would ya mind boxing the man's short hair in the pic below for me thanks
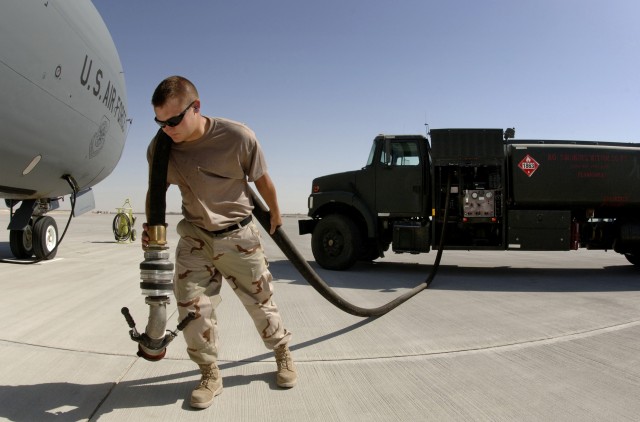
[151,75,199,107]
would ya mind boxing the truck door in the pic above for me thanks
[376,140,424,214]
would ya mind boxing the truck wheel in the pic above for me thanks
[312,214,362,270]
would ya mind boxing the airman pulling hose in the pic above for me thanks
[122,131,449,359]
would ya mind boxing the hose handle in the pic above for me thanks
[176,312,196,331]
[121,307,136,328]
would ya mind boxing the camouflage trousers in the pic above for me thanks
[173,218,292,365]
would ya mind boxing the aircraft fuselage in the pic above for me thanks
[0,0,127,200]
[0,1,128,260]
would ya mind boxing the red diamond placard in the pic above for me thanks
[518,154,539,177]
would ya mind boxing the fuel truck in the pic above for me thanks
[298,128,640,270]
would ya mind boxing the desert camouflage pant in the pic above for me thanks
[173,218,292,365]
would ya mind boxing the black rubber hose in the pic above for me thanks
[249,178,450,318]
[148,130,172,226]
[112,212,132,242]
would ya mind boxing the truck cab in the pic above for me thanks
[298,134,431,270]
[300,128,640,270]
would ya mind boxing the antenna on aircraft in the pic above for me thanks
[125,118,133,138]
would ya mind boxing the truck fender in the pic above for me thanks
[311,191,377,238]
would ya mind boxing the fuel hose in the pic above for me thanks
[149,130,450,318]
[250,187,449,317]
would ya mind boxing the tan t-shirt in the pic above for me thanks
[147,116,267,231]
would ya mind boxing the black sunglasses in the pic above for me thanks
[154,100,196,128]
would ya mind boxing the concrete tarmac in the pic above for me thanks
[1,210,640,421]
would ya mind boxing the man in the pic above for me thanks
[142,75,297,409]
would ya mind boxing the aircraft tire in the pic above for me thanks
[9,220,34,259]
[32,216,59,260]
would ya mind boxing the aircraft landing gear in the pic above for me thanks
[4,176,77,263]
[8,216,58,260]
[32,216,59,259]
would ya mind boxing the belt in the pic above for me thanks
[210,215,252,235]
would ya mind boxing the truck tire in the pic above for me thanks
[312,214,362,270]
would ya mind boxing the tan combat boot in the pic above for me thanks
[274,344,297,388]
[190,363,223,409]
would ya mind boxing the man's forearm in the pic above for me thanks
[254,174,280,214]
[254,173,283,234]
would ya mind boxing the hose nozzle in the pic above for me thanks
[121,229,194,361]
[121,306,195,361]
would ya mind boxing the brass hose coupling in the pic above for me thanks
[146,224,167,246]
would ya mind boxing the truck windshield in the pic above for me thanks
[366,141,376,166]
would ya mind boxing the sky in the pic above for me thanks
[89,0,640,214]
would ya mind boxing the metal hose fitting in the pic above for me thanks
[121,222,195,361]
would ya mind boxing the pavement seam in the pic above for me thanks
[2,318,639,363]
[87,358,138,421]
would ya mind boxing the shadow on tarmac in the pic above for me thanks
[268,259,640,293]
[2,239,637,294]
